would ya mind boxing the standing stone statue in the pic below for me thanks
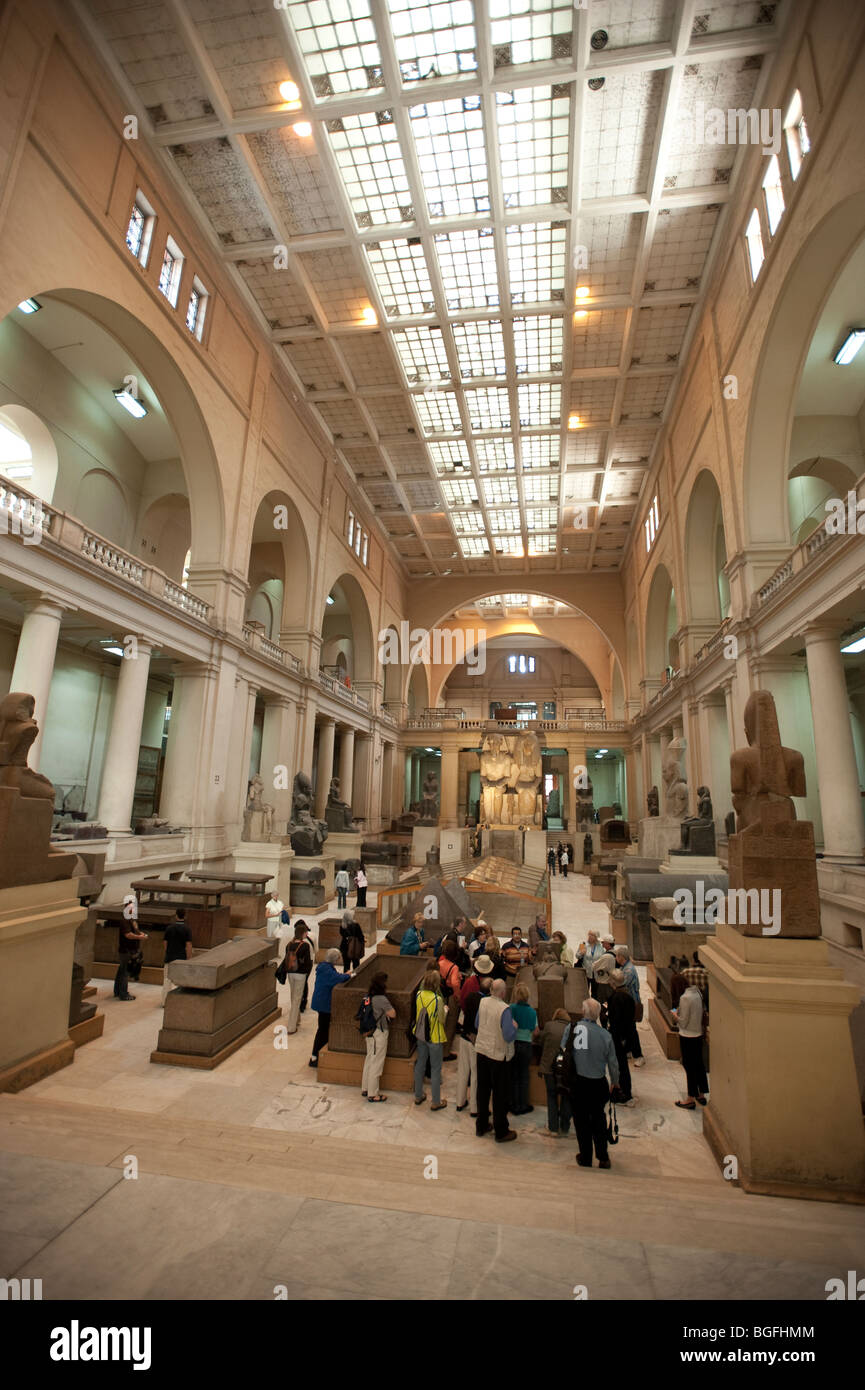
[728,690,817,936]
[242,773,275,842]
[418,769,440,824]
[575,773,594,826]
[288,771,329,855]
[647,785,659,817]
[479,732,511,824]
[325,775,358,832]
[662,738,689,819]
[0,692,77,888]
[509,732,543,826]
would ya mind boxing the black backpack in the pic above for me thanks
[552,1023,577,1095]
[356,994,377,1036]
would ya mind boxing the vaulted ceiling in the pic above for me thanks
[78,0,786,578]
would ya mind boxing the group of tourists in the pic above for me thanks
[546,843,573,877]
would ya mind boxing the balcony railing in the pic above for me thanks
[757,506,855,609]
[318,670,369,710]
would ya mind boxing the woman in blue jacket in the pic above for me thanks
[309,949,350,1067]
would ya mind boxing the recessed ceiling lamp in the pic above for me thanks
[360,306,378,325]
[568,413,582,429]
[574,310,588,321]
[18,297,41,314]
[293,122,312,138]
[834,329,865,365]
[113,387,147,419]
[326,594,335,605]
[575,286,590,301]
[841,632,865,653]
[99,639,125,657]
[279,80,300,105]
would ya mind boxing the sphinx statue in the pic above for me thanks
[0,692,77,889]
[289,771,329,855]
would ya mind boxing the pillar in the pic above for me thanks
[10,597,65,768]
[314,717,335,819]
[381,742,394,825]
[440,744,458,827]
[260,696,296,835]
[804,625,865,862]
[338,726,355,807]
[96,640,154,833]
[353,733,373,821]
[158,663,215,827]
[227,678,259,831]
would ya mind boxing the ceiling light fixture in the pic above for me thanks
[292,121,312,138]
[326,594,335,605]
[574,310,588,321]
[841,633,865,653]
[575,286,590,301]
[834,329,865,366]
[360,306,378,325]
[279,80,300,104]
[567,413,582,429]
[18,297,41,314]
[113,388,147,419]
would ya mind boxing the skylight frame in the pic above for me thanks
[328,111,412,227]
[393,324,452,383]
[496,84,570,210]
[452,320,508,379]
[287,0,384,99]
[410,98,490,219]
[388,0,478,86]
[365,238,435,316]
[434,227,500,311]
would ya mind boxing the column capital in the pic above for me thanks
[13,592,73,619]
[802,622,846,645]
[262,693,293,710]
[317,713,336,727]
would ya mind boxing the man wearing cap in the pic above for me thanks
[455,954,494,1115]
[570,997,619,1169]
[615,945,644,1065]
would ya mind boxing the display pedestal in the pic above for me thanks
[701,922,865,1199]
[440,828,470,864]
[0,879,85,1092]
[638,816,683,859]
[411,825,439,866]
[660,853,724,874]
[233,841,294,908]
[327,831,363,865]
[523,829,547,869]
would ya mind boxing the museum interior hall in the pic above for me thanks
[2,0,865,1313]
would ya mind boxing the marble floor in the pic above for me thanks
[1,866,863,1300]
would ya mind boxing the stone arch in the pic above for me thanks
[407,661,429,715]
[743,193,865,545]
[430,618,611,709]
[0,404,58,502]
[15,289,225,566]
[645,563,678,681]
[684,469,729,626]
[75,468,129,542]
[321,572,375,685]
[246,491,310,639]
[138,493,191,584]
[788,456,860,543]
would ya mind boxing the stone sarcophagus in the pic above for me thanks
[152,936,279,1067]
[328,954,428,1058]
[614,864,727,963]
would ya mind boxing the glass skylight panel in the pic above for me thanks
[520,433,559,467]
[442,477,479,506]
[475,438,516,472]
[415,390,463,433]
[428,439,471,471]
[365,239,434,316]
[505,222,566,305]
[329,111,411,226]
[503,593,528,605]
[393,325,451,383]
[459,535,491,556]
[523,472,558,502]
[452,321,507,379]
[466,386,511,431]
[410,100,489,218]
[288,0,383,98]
[453,511,486,534]
[483,475,519,505]
[489,0,573,66]
[512,315,563,374]
[495,535,525,555]
[497,86,569,208]
[528,532,556,554]
[488,508,521,533]
[389,0,478,84]
[528,506,557,530]
[434,228,499,310]
[517,382,560,427]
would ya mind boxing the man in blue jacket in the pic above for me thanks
[309,949,350,1067]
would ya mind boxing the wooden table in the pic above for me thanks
[185,871,272,933]
[129,879,231,949]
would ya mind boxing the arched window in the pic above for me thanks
[0,413,32,482]
[181,547,191,590]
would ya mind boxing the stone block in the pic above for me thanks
[163,962,275,1033]
[156,993,277,1057]
[166,936,276,991]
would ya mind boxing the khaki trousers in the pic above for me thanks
[362,1027,388,1096]
[456,1035,477,1110]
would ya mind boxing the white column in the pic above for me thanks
[338,726,355,807]
[381,742,394,825]
[260,696,296,835]
[441,743,458,827]
[804,625,865,861]
[96,640,153,833]
[353,733,372,820]
[314,717,335,819]
[10,598,65,769]
[159,664,213,827]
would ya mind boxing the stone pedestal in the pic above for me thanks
[440,828,470,864]
[232,841,294,909]
[327,831,363,867]
[0,879,85,1091]
[661,853,724,875]
[287,853,334,906]
[727,822,820,937]
[523,828,548,869]
[638,815,684,860]
[411,825,439,866]
[152,936,279,1068]
[701,922,865,1199]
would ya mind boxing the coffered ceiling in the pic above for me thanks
[76,0,786,578]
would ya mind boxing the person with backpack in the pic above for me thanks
[276,922,313,1034]
[509,981,538,1115]
[413,971,448,1110]
[568,997,619,1169]
[538,1007,573,1136]
[357,970,395,1102]
[355,861,368,908]
[456,955,494,1115]
[475,978,518,1143]
[309,949,350,1067]
[437,939,463,1061]
[334,865,350,911]
[339,910,365,974]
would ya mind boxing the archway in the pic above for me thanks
[138,493,192,584]
[0,404,58,502]
[645,563,678,681]
[321,573,375,685]
[684,470,729,625]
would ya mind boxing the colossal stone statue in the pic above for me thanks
[288,771,329,855]
[509,732,543,826]
[325,776,358,832]
[418,769,440,825]
[662,738,689,819]
[0,692,77,888]
[479,732,511,825]
[242,773,275,842]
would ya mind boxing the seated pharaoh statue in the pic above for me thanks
[0,692,77,889]
[325,775,358,832]
[288,771,330,855]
